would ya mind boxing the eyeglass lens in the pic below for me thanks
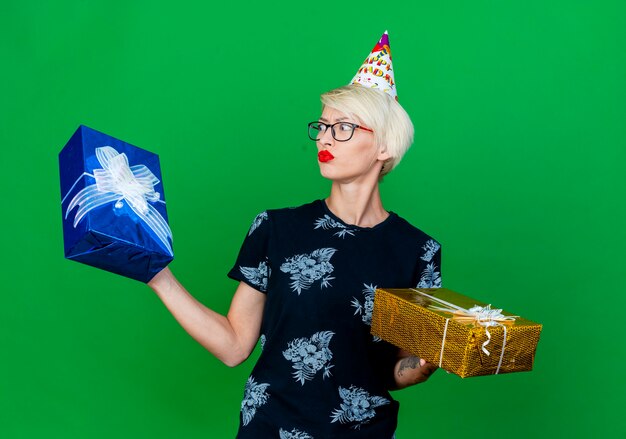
[308,122,356,142]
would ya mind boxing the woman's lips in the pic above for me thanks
[318,150,335,162]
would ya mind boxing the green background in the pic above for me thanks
[1,1,624,437]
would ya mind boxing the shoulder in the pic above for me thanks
[246,200,322,237]
[388,213,441,248]
[265,199,323,223]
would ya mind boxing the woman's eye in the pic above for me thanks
[339,123,353,131]
[318,123,327,131]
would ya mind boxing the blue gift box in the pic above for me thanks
[59,125,174,282]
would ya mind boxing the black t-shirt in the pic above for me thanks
[228,200,442,439]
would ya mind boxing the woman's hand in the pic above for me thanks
[392,350,438,390]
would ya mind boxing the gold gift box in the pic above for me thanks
[371,288,542,378]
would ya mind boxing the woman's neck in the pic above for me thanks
[325,181,388,228]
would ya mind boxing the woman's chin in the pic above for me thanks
[318,167,334,180]
[319,165,382,185]
[318,165,340,180]
[319,168,356,184]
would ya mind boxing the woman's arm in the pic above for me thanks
[148,267,266,367]
[391,349,438,390]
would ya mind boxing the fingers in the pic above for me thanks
[422,361,439,376]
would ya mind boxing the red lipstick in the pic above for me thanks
[318,150,334,162]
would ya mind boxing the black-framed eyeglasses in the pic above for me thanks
[307,121,374,142]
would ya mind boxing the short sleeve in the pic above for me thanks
[227,211,272,293]
[415,238,443,288]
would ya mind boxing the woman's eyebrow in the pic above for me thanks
[319,116,349,122]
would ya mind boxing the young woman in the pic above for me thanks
[148,83,442,438]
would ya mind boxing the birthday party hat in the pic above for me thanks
[350,31,397,100]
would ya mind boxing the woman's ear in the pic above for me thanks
[377,146,391,162]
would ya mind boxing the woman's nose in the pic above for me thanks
[318,128,334,146]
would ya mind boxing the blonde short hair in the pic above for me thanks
[320,85,414,177]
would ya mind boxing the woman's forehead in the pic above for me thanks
[320,106,360,123]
